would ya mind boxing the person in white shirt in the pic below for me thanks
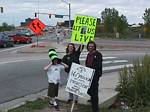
[44,49,68,111]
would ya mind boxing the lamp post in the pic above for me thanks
[37,0,39,18]
[61,0,71,37]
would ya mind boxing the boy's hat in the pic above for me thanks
[48,49,61,62]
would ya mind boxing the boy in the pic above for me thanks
[44,49,68,111]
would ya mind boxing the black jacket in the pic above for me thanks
[62,46,82,73]
[86,50,103,81]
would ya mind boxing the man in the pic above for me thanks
[85,41,103,112]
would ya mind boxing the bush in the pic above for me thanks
[116,55,150,110]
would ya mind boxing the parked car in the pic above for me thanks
[10,34,32,44]
[0,33,14,47]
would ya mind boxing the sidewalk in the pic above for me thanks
[0,40,119,111]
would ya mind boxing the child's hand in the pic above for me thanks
[44,63,51,71]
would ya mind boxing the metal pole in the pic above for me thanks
[69,3,71,30]
[68,3,71,38]
[38,0,39,18]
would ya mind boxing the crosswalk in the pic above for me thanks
[79,52,133,73]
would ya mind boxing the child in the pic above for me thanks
[44,49,68,111]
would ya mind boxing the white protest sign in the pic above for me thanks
[65,63,95,98]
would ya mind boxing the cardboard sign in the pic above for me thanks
[28,18,46,34]
[65,63,95,98]
[71,15,97,45]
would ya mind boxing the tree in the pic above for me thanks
[101,8,128,34]
[0,22,15,32]
[117,15,128,33]
[143,8,150,38]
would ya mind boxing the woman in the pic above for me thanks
[62,43,84,103]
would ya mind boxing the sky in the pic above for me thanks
[0,0,150,26]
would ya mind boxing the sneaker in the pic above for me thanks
[54,105,60,111]
[48,102,54,107]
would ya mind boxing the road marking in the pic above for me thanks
[0,57,48,65]
[0,44,31,53]
[0,56,132,72]
[0,42,43,53]
[103,60,128,64]
[103,64,133,71]
[80,56,117,61]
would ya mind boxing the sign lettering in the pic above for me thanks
[65,63,95,98]
[71,15,97,44]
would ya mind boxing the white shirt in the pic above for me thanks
[47,64,64,84]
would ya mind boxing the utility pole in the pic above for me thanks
[37,0,39,18]
[61,0,71,38]
[68,3,71,37]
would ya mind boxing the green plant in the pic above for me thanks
[116,55,150,110]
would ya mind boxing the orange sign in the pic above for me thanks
[28,18,46,34]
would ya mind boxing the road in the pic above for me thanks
[0,38,150,104]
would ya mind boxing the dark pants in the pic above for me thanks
[88,81,99,112]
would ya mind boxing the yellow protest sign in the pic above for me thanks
[71,15,97,44]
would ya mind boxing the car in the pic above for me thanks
[0,33,14,47]
[10,34,32,44]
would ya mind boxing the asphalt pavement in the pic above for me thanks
[0,40,121,111]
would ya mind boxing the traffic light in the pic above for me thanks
[0,7,3,13]
[35,13,37,17]
[49,14,51,18]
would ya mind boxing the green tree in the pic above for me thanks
[143,8,150,38]
[0,22,15,32]
[101,8,128,34]
[117,15,128,33]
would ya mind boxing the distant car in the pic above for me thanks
[0,33,14,47]
[10,34,32,44]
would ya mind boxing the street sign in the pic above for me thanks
[71,15,97,45]
[28,18,46,34]
[55,14,63,18]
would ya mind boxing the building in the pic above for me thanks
[20,18,34,27]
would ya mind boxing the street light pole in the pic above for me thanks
[61,0,71,37]
[37,0,39,18]
[68,3,71,31]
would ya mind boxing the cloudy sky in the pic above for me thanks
[0,0,150,26]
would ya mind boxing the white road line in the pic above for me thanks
[80,56,117,61]
[0,57,48,65]
[103,60,128,64]
[0,42,43,53]
[0,57,133,72]
[103,64,133,71]
[0,56,119,65]
[0,44,31,53]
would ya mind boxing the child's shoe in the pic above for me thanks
[48,102,54,107]
[54,105,60,111]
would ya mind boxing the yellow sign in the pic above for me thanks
[71,15,97,44]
